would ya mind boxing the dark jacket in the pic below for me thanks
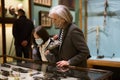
[52,23,90,67]
[12,16,34,46]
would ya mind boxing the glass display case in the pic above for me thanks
[0,57,113,80]
[4,0,30,18]
[0,0,30,19]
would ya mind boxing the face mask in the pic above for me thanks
[35,38,43,46]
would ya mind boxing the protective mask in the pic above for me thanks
[35,38,43,46]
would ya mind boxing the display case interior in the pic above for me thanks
[0,57,113,80]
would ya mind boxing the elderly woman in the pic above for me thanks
[48,5,91,68]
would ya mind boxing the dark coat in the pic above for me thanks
[12,16,34,46]
[52,23,90,67]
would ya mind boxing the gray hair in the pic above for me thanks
[49,5,73,23]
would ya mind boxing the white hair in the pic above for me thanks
[49,5,73,23]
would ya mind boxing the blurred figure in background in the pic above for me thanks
[12,9,34,63]
[9,5,17,18]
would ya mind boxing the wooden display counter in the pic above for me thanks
[87,56,120,80]
[87,56,120,68]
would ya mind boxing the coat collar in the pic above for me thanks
[59,23,72,51]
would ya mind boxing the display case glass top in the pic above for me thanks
[0,57,113,80]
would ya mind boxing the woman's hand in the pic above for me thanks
[53,35,58,40]
[44,50,50,55]
[56,60,69,67]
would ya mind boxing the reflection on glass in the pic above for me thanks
[0,0,1,17]
[4,0,29,18]
[0,24,2,55]
[5,24,15,56]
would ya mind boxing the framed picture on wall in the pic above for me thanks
[39,11,52,27]
[59,0,75,10]
[4,0,30,18]
[34,0,52,7]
